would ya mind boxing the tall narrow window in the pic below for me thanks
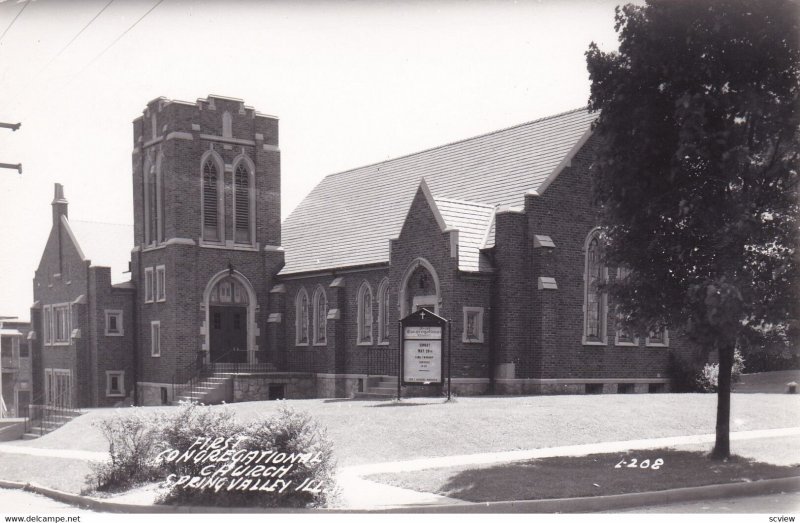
[614,267,636,345]
[148,165,157,244]
[378,279,390,343]
[144,267,154,303]
[234,162,251,244]
[202,158,220,241]
[151,321,161,357]
[222,111,233,138]
[43,306,51,346]
[357,282,373,345]
[312,286,327,345]
[156,265,166,302]
[295,288,309,345]
[157,156,165,242]
[583,231,607,344]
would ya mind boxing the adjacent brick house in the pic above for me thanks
[31,185,135,408]
[29,95,696,407]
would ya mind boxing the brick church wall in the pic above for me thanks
[524,135,697,386]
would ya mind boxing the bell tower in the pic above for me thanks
[130,95,284,405]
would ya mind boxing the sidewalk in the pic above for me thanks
[337,426,800,509]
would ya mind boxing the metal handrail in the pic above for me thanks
[23,388,81,436]
[172,348,246,403]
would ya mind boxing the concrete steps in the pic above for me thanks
[353,376,398,400]
[21,410,83,440]
[172,374,232,405]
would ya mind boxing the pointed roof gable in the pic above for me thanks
[434,197,495,272]
[68,220,133,284]
[281,107,596,275]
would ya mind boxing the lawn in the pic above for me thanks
[734,370,800,394]
[4,393,799,468]
[365,449,800,503]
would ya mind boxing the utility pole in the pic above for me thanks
[0,121,22,174]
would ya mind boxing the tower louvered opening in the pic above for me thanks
[203,159,219,241]
[234,162,251,244]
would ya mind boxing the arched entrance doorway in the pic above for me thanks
[203,273,255,364]
[399,258,441,318]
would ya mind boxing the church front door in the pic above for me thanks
[209,305,247,363]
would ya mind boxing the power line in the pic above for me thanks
[78,0,164,75]
[45,0,115,68]
[0,0,116,118]
[0,0,30,45]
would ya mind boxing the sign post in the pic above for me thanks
[399,309,447,400]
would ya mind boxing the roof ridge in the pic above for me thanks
[433,196,496,209]
[70,219,133,227]
[320,106,589,181]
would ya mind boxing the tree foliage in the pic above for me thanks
[586,0,799,458]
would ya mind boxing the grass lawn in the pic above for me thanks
[366,449,800,503]
[4,393,799,468]
[0,454,92,494]
[734,370,800,394]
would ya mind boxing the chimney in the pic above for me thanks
[52,183,68,225]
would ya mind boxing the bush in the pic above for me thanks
[697,348,745,393]
[667,352,706,392]
[158,404,337,508]
[87,403,337,508]
[87,408,165,492]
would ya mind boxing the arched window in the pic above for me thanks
[202,157,220,241]
[295,288,309,346]
[357,282,373,345]
[377,278,390,343]
[583,230,607,344]
[312,286,327,345]
[233,161,252,244]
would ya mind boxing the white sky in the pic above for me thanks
[0,0,624,321]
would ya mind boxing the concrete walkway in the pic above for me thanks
[335,426,800,509]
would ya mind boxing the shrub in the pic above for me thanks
[697,349,746,392]
[667,352,706,392]
[158,405,337,508]
[87,403,337,508]
[86,408,164,492]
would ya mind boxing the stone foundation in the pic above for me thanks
[137,382,175,406]
[315,374,365,398]
[495,378,671,395]
[233,373,316,402]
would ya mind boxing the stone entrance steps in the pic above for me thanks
[171,364,278,405]
[22,410,83,440]
[172,375,231,405]
[353,376,398,400]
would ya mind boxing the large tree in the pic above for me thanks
[586,0,799,459]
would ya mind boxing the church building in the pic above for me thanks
[30,95,696,407]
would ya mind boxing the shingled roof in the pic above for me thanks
[280,107,596,275]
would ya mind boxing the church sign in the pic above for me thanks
[399,309,448,390]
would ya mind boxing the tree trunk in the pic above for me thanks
[711,341,734,460]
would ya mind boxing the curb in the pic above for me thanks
[374,476,800,513]
[2,476,799,513]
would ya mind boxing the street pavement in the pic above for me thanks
[610,491,800,513]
